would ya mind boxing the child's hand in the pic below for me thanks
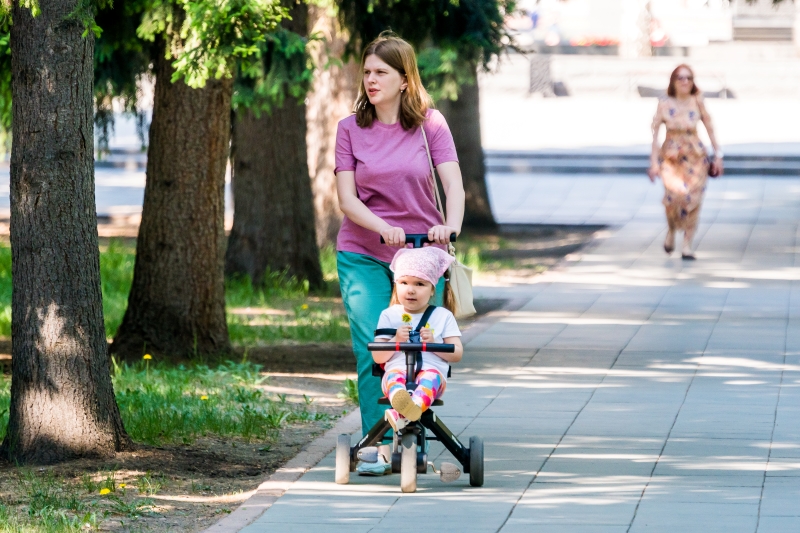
[420,328,434,342]
[394,325,411,342]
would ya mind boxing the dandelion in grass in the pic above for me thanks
[143,353,152,377]
[99,488,111,495]
[119,483,126,488]
[143,354,152,360]
[200,395,209,401]
[301,304,309,310]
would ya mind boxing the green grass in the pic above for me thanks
[0,241,349,346]
[0,469,156,532]
[0,359,333,445]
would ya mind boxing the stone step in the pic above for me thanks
[486,150,800,176]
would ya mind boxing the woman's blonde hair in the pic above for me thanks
[355,32,433,130]
[390,281,456,315]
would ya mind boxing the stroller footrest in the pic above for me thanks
[378,397,443,406]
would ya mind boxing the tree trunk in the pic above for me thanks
[3,0,130,464]
[226,4,324,288]
[111,49,232,360]
[306,4,359,246]
[436,65,496,229]
[226,103,324,288]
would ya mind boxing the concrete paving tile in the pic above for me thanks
[756,516,800,533]
[500,526,628,533]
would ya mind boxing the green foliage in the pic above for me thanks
[338,0,516,102]
[93,0,155,152]
[0,28,11,155]
[137,0,288,88]
[416,46,476,102]
[338,377,358,404]
[99,240,135,338]
[233,27,317,114]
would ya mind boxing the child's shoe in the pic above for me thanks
[356,454,391,476]
[390,389,422,421]
[385,408,407,433]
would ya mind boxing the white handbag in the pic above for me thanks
[421,126,476,319]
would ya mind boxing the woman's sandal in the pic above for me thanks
[390,389,422,422]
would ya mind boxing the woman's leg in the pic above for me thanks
[337,251,394,436]
[410,369,446,413]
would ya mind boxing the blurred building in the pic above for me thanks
[510,0,800,55]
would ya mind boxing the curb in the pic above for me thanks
[201,409,361,533]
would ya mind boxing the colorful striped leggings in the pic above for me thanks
[382,368,446,412]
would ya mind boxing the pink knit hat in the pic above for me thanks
[390,247,455,286]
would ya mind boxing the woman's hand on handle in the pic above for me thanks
[380,226,407,248]
[428,225,459,245]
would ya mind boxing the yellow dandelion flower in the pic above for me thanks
[143,354,152,360]
[401,313,412,323]
[201,395,209,401]
[425,323,431,329]
[99,488,111,495]
[119,483,126,488]
[301,304,309,310]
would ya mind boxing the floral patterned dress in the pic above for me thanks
[652,95,710,233]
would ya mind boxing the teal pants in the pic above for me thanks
[337,251,444,436]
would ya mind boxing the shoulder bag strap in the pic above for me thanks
[420,125,446,225]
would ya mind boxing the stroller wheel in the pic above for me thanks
[400,433,417,493]
[469,436,484,487]
[335,434,351,484]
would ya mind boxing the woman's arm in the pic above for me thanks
[336,170,406,247]
[428,161,465,244]
[648,101,664,182]
[697,95,723,175]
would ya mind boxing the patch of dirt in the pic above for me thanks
[0,373,355,532]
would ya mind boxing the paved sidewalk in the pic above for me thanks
[236,174,800,532]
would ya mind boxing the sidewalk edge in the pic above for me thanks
[201,409,362,533]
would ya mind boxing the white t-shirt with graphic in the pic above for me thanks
[375,304,461,379]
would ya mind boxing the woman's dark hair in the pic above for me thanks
[667,64,699,97]
[354,31,433,130]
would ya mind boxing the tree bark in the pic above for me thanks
[436,65,496,229]
[306,4,359,246]
[226,4,324,288]
[111,49,232,359]
[3,0,130,464]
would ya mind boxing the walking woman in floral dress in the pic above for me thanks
[648,64,724,260]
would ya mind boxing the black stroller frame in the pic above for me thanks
[335,234,484,493]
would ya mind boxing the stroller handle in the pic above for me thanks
[367,342,455,353]
[380,233,457,248]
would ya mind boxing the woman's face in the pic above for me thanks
[363,54,407,110]
[395,276,434,314]
[674,67,694,97]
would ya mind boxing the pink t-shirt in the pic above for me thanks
[335,109,458,263]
